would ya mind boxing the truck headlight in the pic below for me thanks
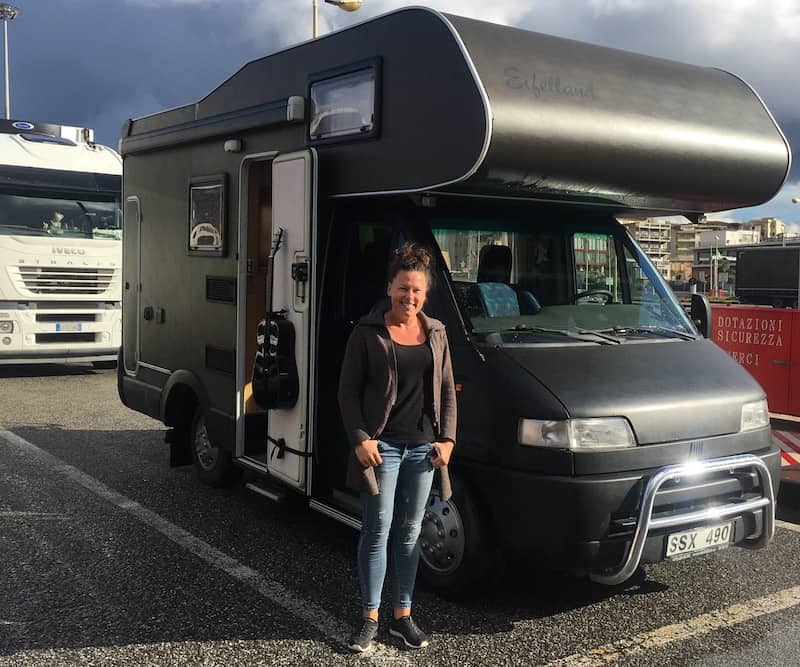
[0,321,13,333]
[518,418,636,450]
[741,399,769,432]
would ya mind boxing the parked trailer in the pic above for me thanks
[118,7,790,591]
[736,246,800,309]
[0,119,122,365]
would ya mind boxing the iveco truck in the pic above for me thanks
[117,8,790,591]
[0,119,122,365]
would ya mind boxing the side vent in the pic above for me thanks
[205,345,234,375]
[206,276,236,304]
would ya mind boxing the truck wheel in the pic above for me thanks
[418,474,500,597]
[191,408,240,487]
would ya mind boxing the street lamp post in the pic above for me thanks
[0,3,18,120]
[313,0,363,38]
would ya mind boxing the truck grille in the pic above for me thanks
[14,266,116,295]
[35,333,97,344]
[36,313,97,323]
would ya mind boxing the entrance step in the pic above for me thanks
[245,480,288,504]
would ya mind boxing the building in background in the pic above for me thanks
[619,217,671,278]
[750,217,785,241]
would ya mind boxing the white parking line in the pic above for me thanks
[776,519,800,533]
[0,428,408,665]
[548,584,800,666]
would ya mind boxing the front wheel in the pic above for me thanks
[191,408,240,487]
[418,473,500,596]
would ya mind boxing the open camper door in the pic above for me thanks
[265,150,316,490]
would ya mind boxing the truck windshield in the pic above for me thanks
[0,193,122,240]
[432,217,695,341]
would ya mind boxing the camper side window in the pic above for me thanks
[188,175,227,256]
[308,61,380,143]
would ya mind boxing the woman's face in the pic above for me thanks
[387,270,428,320]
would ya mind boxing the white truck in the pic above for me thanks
[0,119,122,365]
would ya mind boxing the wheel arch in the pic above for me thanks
[161,370,208,428]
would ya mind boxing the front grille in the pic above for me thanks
[35,333,96,344]
[36,313,97,323]
[608,470,761,537]
[16,266,116,295]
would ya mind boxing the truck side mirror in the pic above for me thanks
[690,293,713,339]
[252,313,300,409]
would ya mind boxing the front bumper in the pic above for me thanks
[470,447,780,577]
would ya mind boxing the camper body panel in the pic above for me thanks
[445,14,790,212]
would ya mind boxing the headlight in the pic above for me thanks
[0,321,13,334]
[518,417,636,450]
[741,399,769,431]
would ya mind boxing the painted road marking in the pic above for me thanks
[772,430,800,466]
[547,584,800,666]
[0,429,408,666]
[776,519,800,533]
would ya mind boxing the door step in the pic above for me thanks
[245,480,287,504]
[309,499,361,530]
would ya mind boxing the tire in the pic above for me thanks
[418,473,501,597]
[190,408,241,487]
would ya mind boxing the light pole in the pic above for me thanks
[713,235,720,296]
[0,3,18,120]
[313,0,363,38]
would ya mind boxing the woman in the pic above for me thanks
[338,242,456,652]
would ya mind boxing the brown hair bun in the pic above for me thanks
[387,242,433,285]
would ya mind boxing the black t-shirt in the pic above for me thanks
[379,340,435,445]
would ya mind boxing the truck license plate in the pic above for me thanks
[666,522,733,560]
[55,322,82,333]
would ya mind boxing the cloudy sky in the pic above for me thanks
[5,0,799,223]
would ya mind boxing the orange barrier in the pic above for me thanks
[711,304,798,415]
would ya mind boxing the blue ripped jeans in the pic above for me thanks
[358,440,435,611]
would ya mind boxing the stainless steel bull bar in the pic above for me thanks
[590,454,776,585]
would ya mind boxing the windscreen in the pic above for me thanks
[432,215,695,343]
[0,192,122,240]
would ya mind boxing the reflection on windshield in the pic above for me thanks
[0,193,122,240]
[432,218,695,342]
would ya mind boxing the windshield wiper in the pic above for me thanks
[498,325,621,345]
[588,325,696,341]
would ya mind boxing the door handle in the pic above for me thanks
[143,306,154,321]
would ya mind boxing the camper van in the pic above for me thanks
[117,8,791,590]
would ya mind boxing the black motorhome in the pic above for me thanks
[118,8,791,590]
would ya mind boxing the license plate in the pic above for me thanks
[666,522,733,560]
[55,322,82,333]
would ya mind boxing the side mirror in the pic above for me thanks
[252,313,299,409]
[690,293,713,338]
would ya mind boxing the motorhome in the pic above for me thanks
[0,119,123,365]
[117,8,791,591]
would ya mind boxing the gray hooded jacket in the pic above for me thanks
[338,307,457,494]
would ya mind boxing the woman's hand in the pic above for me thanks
[355,439,382,467]
[430,440,454,468]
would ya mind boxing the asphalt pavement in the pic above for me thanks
[3,365,800,666]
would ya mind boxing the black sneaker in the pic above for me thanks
[348,618,378,653]
[389,615,429,649]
